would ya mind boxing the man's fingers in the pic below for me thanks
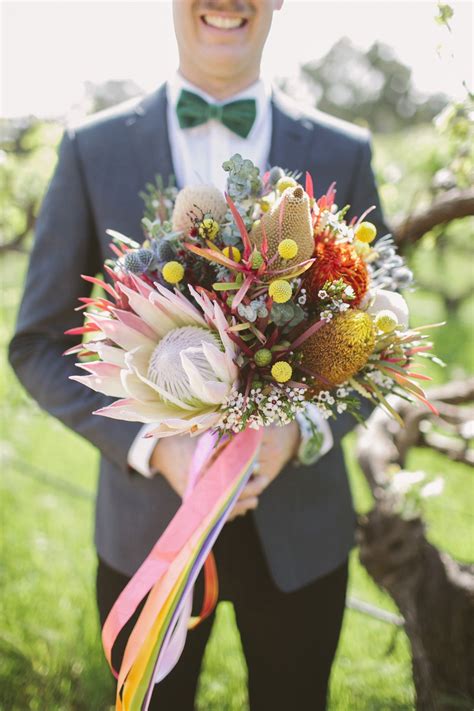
[239,474,269,499]
[229,497,259,520]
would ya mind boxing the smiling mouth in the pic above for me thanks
[201,14,248,30]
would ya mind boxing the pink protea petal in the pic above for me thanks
[86,342,127,367]
[76,361,123,377]
[123,344,154,377]
[111,307,157,341]
[201,341,236,383]
[118,284,176,338]
[187,285,215,322]
[120,369,159,402]
[180,351,230,405]
[133,368,196,411]
[146,411,222,438]
[130,274,155,298]
[153,283,207,327]
[93,398,176,423]
[87,313,154,351]
[69,372,128,398]
[212,301,237,358]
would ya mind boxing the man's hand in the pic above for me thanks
[227,421,300,521]
[149,435,199,498]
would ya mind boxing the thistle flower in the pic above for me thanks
[124,249,155,275]
[171,185,228,234]
[70,279,238,438]
[301,310,376,388]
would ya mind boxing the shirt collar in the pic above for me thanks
[167,71,271,133]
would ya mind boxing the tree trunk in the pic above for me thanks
[356,380,474,710]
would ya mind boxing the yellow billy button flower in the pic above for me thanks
[259,196,273,213]
[276,176,297,193]
[271,361,293,383]
[162,261,185,284]
[198,218,220,241]
[222,246,242,263]
[278,238,299,260]
[375,309,398,333]
[355,221,377,243]
[269,279,292,304]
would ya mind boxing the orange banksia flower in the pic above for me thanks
[301,310,376,389]
[306,240,369,307]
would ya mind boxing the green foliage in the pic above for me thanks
[0,120,61,252]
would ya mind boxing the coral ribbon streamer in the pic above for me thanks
[101,427,262,710]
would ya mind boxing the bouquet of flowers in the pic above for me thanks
[66,155,439,709]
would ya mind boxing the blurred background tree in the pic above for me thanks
[298,38,447,133]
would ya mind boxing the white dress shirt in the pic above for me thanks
[127,73,332,477]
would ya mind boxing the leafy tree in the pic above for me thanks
[300,38,447,133]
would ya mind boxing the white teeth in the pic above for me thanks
[203,14,245,29]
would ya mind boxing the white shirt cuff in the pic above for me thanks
[296,404,334,465]
[127,424,160,478]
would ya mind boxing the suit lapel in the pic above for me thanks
[129,83,176,190]
[269,89,315,176]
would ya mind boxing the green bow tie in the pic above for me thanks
[176,89,257,139]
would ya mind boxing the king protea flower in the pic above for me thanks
[70,277,239,437]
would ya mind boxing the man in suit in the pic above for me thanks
[9,1,387,708]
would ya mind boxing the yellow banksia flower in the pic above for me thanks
[222,246,242,263]
[375,309,398,333]
[271,361,293,383]
[162,261,185,284]
[301,310,376,387]
[278,238,299,260]
[269,279,292,304]
[276,176,297,193]
[355,221,377,244]
[198,218,220,241]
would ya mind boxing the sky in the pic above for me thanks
[1,0,472,119]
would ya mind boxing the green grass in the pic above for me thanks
[1,219,473,711]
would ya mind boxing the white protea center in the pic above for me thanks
[147,326,222,405]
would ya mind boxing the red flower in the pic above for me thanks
[305,240,369,307]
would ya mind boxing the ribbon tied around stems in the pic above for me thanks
[101,427,263,710]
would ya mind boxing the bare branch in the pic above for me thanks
[392,188,474,246]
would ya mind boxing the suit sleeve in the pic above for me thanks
[329,134,388,447]
[8,129,143,474]
[346,135,390,237]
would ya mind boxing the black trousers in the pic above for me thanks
[96,514,349,711]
